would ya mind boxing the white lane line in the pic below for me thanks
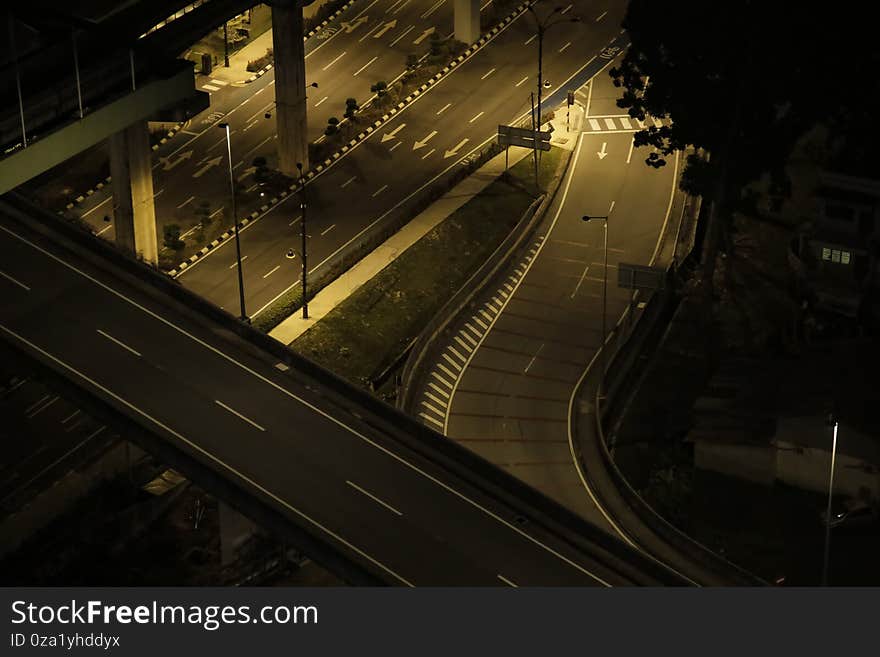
[421,0,445,18]
[387,0,406,12]
[523,343,544,373]
[497,574,518,587]
[28,395,58,418]
[353,56,378,77]
[243,119,259,132]
[315,96,329,107]
[571,263,591,299]
[436,103,452,115]
[372,184,388,197]
[392,0,412,14]
[609,200,616,214]
[341,176,357,188]
[263,265,280,279]
[525,35,536,45]
[389,25,415,47]
[359,23,383,42]
[215,399,266,432]
[81,196,112,218]
[515,76,528,87]
[229,254,248,269]
[207,133,232,152]
[61,409,81,424]
[0,222,613,585]
[469,111,484,123]
[389,142,403,152]
[595,10,607,21]
[210,207,224,218]
[289,217,301,227]
[176,195,195,209]
[322,51,347,71]
[25,394,50,415]
[558,41,571,53]
[97,329,141,357]
[626,137,635,164]
[346,480,403,516]
[0,270,30,291]
[247,102,275,123]
[481,68,496,80]
[0,321,411,584]
[356,0,379,16]
[421,148,435,159]
[320,224,336,236]
[561,3,573,14]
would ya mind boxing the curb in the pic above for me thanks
[399,145,575,415]
[60,122,185,214]
[237,0,359,84]
[169,2,531,277]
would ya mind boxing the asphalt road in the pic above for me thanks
[0,204,678,586]
[168,0,630,317]
[412,66,680,536]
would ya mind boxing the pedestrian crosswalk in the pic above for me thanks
[583,114,670,133]
[201,78,230,93]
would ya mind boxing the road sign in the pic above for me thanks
[617,262,666,291]
[498,125,552,139]
[499,134,552,150]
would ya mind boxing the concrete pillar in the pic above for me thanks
[271,2,309,174]
[219,501,257,566]
[108,121,158,265]
[454,0,480,45]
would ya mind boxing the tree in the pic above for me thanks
[609,1,879,294]
[324,116,340,136]
[370,80,387,97]
[163,224,184,250]
[344,97,359,120]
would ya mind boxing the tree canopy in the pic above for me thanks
[610,0,880,202]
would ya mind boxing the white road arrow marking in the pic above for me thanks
[381,123,406,143]
[597,142,608,160]
[374,20,397,38]
[413,26,435,45]
[444,138,469,159]
[413,130,438,150]
[236,166,256,182]
[340,16,369,33]
[192,156,223,178]
[159,150,193,171]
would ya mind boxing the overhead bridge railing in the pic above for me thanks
[1,192,690,586]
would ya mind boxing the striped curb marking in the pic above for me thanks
[237,0,359,84]
[168,2,532,277]
[417,235,545,430]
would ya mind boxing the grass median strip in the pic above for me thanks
[288,148,563,388]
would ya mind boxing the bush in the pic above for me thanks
[324,116,340,136]
[246,48,273,72]
[344,97,359,120]
[163,224,184,250]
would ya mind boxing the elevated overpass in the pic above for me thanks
[0,192,687,586]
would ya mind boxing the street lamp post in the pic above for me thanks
[582,214,609,398]
[219,123,248,323]
[526,2,580,185]
[821,417,839,586]
[296,162,309,320]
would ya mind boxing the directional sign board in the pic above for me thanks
[498,124,552,151]
[617,262,666,291]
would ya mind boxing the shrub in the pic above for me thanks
[163,223,184,250]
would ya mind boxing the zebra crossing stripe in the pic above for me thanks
[589,118,601,130]
[449,346,467,362]
[460,328,479,346]
[438,363,457,379]
[492,296,504,307]
[604,118,616,129]
[499,289,509,298]
[479,309,494,323]
[442,353,463,371]
[454,336,473,353]
[425,392,448,408]
[473,316,489,330]
[419,412,444,428]
[620,116,632,129]
[428,382,451,398]
[431,371,453,387]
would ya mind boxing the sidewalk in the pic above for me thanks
[269,145,535,345]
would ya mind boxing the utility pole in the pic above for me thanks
[220,123,248,322]
[296,162,309,320]
[224,22,230,67]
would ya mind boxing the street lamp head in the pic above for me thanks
[296,162,303,172]
[218,122,229,129]
[309,82,319,88]
[582,215,608,223]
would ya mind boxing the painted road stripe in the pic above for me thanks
[437,363,457,379]
[346,480,403,516]
[229,255,249,269]
[449,346,466,362]
[97,329,141,357]
[436,103,452,115]
[421,400,446,416]
[481,68,496,80]
[620,116,632,129]
[469,111,485,123]
[353,56,378,77]
[419,412,444,428]
[27,396,58,418]
[322,51,347,71]
[0,270,30,291]
[589,118,601,131]
[321,224,336,236]
[442,353,463,371]
[453,336,472,353]
[215,400,266,432]
[428,382,450,399]
[263,265,280,279]
[424,392,447,408]
[473,316,489,330]
[372,184,388,197]
[497,574,518,587]
[431,371,453,388]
